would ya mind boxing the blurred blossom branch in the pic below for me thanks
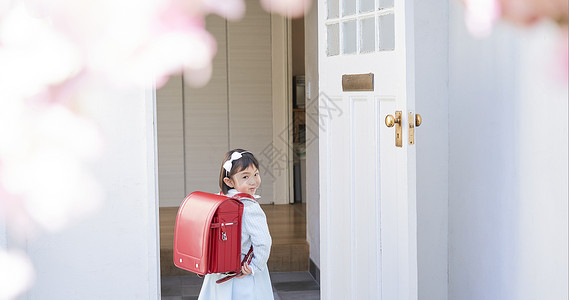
[464,0,569,37]
[463,0,568,81]
[0,250,34,300]
[261,0,312,18]
[0,0,308,297]
[0,0,226,235]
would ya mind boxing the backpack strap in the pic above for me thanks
[215,245,254,284]
[219,191,257,202]
[232,193,257,202]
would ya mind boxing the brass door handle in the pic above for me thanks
[385,111,402,147]
[409,112,422,145]
[385,114,401,127]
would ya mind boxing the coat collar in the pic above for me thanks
[226,189,261,201]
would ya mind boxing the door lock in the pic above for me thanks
[409,112,422,145]
[386,112,422,147]
[385,111,402,147]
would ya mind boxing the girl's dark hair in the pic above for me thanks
[219,149,260,194]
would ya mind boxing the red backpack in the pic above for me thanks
[173,191,253,281]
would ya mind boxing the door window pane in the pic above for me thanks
[359,0,374,13]
[327,23,340,56]
[360,17,375,53]
[342,0,356,16]
[326,0,394,55]
[342,20,357,54]
[378,14,394,51]
[378,0,394,9]
[328,0,339,19]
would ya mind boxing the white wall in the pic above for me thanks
[304,1,320,270]
[0,219,5,249]
[514,27,568,300]
[415,0,449,299]
[24,88,160,299]
[449,1,568,299]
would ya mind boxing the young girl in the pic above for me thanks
[198,149,274,300]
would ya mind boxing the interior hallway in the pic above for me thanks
[160,203,316,298]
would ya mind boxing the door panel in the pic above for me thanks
[318,0,417,298]
[379,96,399,298]
[352,97,380,298]
[326,96,352,299]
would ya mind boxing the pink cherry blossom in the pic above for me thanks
[260,0,312,18]
[0,0,243,239]
[498,0,568,25]
[0,249,35,299]
[463,0,568,81]
[464,0,501,38]
[0,102,103,234]
[0,4,82,98]
[464,0,569,37]
[0,0,304,297]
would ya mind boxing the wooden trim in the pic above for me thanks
[286,18,294,205]
[271,14,292,205]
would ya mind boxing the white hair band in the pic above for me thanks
[223,151,250,176]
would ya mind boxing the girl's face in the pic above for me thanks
[224,165,261,195]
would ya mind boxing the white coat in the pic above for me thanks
[198,189,274,300]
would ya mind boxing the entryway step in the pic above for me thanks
[268,242,309,272]
[161,242,309,276]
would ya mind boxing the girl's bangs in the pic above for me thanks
[231,155,259,175]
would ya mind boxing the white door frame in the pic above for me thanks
[147,86,161,298]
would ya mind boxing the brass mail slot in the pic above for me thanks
[342,73,374,91]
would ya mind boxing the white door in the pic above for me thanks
[317,0,417,299]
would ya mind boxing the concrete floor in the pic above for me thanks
[161,271,320,300]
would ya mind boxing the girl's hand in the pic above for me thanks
[236,262,252,278]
